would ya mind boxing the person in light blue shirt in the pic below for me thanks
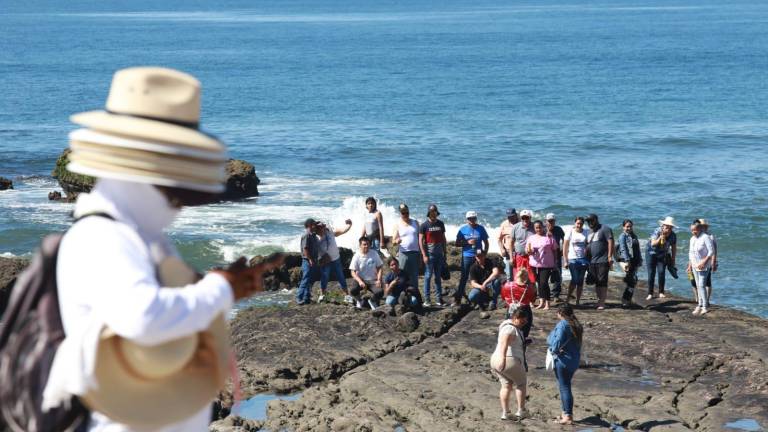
[455,211,489,306]
[547,303,583,425]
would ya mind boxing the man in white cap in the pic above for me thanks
[43,67,280,431]
[645,216,678,300]
[509,209,535,283]
[455,211,489,306]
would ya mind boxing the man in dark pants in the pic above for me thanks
[585,213,614,310]
[546,213,565,300]
[296,218,320,305]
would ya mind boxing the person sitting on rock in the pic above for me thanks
[384,257,422,314]
[467,249,502,310]
[349,236,384,310]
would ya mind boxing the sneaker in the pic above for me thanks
[515,408,528,419]
[355,300,364,310]
[489,303,497,311]
[645,294,653,301]
[659,293,667,298]
[692,306,701,315]
[368,299,378,310]
[317,294,325,303]
[700,307,709,315]
[344,295,354,304]
[435,302,445,308]
[423,302,432,308]
[500,412,512,420]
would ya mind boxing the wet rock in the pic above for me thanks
[396,312,419,332]
[246,277,768,432]
[0,256,30,319]
[0,177,13,190]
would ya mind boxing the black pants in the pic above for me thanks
[350,280,384,305]
[550,257,563,297]
[622,262,639,302]
[533,267,553,301]
[588,262,610,302]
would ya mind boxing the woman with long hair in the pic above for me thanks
[490,308,529,420]
[547,303,583,425]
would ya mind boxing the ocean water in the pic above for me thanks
[1,0,767,317]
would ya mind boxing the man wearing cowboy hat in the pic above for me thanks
[645,216,678,300]
[42,67,281,431]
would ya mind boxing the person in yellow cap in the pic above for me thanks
[42,67,281,431]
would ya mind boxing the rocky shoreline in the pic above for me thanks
[214,273,768,432]
[2,255,766,431]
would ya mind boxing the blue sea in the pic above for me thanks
[1,0,767,317]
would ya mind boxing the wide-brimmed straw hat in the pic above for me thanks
[68,67,227,193]
[658,216,678,228]
[82,257,230,428]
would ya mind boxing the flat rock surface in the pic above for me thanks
[221,277,768,432]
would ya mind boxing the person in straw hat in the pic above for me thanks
[645,216,678,300]
[41,67,282,431]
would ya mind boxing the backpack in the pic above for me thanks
[0,214,112,432]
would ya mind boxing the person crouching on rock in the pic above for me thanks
[467,249,503,310]
[384,257,423,315]
[547,303,583,425]
[349,236,384,310]
[490,307,529,421]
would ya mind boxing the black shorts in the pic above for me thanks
[589,262,610,286]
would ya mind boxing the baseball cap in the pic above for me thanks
[398,203,409,213]
[506,208,517,217]
[520,209,533,218]
[465,210,478,219]
[546,213,556,220]
[426,204,440,217]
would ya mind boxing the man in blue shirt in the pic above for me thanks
[455,210,489,306]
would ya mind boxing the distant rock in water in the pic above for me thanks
[0,256,30,319]
[49,149,260,203]
[222,159,260,200]
[0,177,13,190]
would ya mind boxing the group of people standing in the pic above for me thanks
[298,198,719,318]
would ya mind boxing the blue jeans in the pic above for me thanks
[693,269,711,308]
[423,253,444,302]
[321,258,348,293]
[457,255,474,300]
[296,258,318,303]
[467,279,501,308]
[554,362,576,415]
[646,252,667,294]
[568,258,589,286]
[398,251,421,293]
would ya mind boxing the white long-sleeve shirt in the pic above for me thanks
[49,179,233,431]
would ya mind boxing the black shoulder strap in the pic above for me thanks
[73,212,115,223]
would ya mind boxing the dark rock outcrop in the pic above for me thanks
[222,276,768,432]
[222,159,260,200]
[50,149,260,202]
[0,257,30,319]
[0,177,13,190]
